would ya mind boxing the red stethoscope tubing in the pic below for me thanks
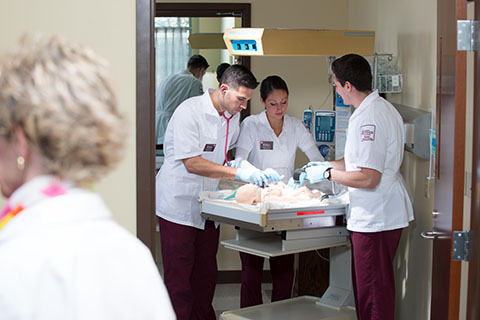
[222,111,234,166]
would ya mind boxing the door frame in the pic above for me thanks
[135,0,251,255]
[136,0,156,254]
[467,0,480,317]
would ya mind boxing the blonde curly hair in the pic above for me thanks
[0,34,126,184]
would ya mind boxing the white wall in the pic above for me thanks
[0,0,137,234]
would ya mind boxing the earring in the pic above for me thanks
[17,156,25,170]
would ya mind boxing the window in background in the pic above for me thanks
[155,17,192,85]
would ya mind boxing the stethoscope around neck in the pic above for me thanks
[218,91,234,167]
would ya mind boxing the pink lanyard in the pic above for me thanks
[222,111,234,166]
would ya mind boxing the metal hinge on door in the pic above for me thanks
[457,20,479,51]
[452,231,471,261]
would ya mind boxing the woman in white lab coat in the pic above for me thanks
[235,75,323,307]
[0,35,175,320]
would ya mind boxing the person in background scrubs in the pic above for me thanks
[155,54,209,147]
[0,34,175,320]
[299,54,414,320]
[156,65,280,320]
[234,75,323,307]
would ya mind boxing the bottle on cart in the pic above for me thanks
[303,105,313,132]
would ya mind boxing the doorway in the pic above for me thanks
[135,1,251,259]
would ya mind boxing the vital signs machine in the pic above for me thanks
[304,90,351,161]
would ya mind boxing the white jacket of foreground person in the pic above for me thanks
[0,176,175,320]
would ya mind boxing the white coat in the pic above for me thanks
[156,89,240,229]
[235,111,322,182]
[344,90,414,232]
[0,176,175,320]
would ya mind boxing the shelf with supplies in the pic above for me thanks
[377,74,403,93]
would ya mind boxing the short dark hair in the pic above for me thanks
[260,75,289,101]
[221,64,259,90]
[216,63,230,81]
[332,54,372,92]
[187,55,209,70]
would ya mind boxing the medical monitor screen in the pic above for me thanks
[319,116,333,131]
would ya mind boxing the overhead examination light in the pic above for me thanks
[223,28,375,56]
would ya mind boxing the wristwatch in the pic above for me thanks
[324,167,332,181]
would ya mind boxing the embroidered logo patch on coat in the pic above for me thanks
[360,125,376,142]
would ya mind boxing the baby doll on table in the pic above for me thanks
[235,182,322,205]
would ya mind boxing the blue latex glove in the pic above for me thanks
[225,160,240,168]
[235,167,268,187]
[263,168,281,183]
[307,161,331,168]
[287,176,305,189]
[304,163,331,184]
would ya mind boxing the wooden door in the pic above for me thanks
[467,1,480,318]
[429,0,467,319]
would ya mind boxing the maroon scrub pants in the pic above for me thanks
[240,252,294,307]
[159,217,220,320]
[350,228,403,320]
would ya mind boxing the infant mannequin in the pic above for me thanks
[235,182,320,205]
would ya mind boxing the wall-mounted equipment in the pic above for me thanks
[373,53,403,93]
[335,92,348,107]
[392,103,432,160]
[223,28,375,56]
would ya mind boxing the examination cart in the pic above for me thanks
[200,188,357,320]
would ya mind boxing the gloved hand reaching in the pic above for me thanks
[304,162,332,184]
[306,161,331,168]
[287,175,305,190]
[263,168,281,183]
[235,167,268,187]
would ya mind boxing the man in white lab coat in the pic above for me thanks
[156,65,279,320]
[301,54,414,320]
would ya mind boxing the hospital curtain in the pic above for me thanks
[154,17,192,86]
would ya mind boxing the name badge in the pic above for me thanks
[203,144,216,152]
[260,141,273,150]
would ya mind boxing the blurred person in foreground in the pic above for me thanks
[0,34,175,320]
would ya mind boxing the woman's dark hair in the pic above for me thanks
[331,54,372,92]
[216,63,230,81]
[260,75,289,101]
[221,64,259,90]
